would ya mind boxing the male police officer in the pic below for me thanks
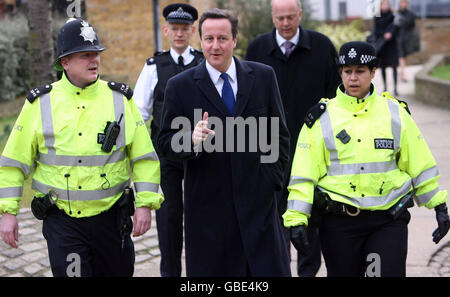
[0,18,163,277]
[134,3,203,277]
[283,41,449,276]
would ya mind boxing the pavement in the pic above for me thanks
[0,65,449,277]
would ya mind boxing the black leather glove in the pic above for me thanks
[290,225,310,254]
[432,203,450,244]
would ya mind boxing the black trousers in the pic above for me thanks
[42,206,135,277]
[156,157,184,277]
[319,209,410,277]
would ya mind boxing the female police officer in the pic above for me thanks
[282,41,449,277]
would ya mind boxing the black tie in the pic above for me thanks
[178,56,184,67]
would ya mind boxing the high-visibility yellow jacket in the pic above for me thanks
[0,73,164,217]
[283,84,447,227]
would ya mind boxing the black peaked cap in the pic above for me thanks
[163,3,198,24]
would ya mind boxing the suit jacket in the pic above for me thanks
[158,57,291,277]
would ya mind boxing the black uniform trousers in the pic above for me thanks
[155,156,184,277]
[319,209,410,277]
[42,205,135,277]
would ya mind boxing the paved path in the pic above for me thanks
[0,65,449,277]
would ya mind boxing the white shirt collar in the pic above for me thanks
[275,28,300,48]
[205,58,237,85]
[170,46,193,65]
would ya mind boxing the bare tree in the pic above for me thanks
[28,0,55,86]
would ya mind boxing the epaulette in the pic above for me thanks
[381,91,411,115]
[25,84,52,103]
[190,48,203,55]
[108,81,133,100]
[154,50,169,56]
[146,50,169,65]
[304,98,329,128]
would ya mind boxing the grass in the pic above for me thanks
[431,65,450,81]
[0,115,34,208]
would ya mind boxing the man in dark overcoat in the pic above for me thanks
[245,0,340,276]
[158,8,291,277]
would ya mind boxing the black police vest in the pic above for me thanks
[148,49,204,147]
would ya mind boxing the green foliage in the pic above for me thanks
[0,13,66,103]
[431,65,450,81]
[316,20,370,52]
[0,15,29,102]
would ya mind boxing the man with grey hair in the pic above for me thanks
[246,0,341,277]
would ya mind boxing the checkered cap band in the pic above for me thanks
[360,54,376,64]
[167,7,193,23]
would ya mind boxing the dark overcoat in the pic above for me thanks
[157,57,291,277]
[245,26,341,212]
[374,10,399,67]
[396,9,417,57]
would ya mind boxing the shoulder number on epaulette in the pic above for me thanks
[26,84,52,103]
[108,81,133,100]
[381,91,411,115]
[304,100,328,128]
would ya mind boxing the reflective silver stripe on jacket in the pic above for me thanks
[0,156,31,175]
[0,187,23,198]
[318,179,412,208]
[320,109,339,163]
[31,179,129,201]
[289,176,316,187]
[328,161,398,176]
[131,151,159,166]
[287,199,313,215]
[413,166,439,187]
[134,182,159,193]
[39,93,56,155]
[112,90,126,149]
[37,149,126,167]
[387,99,401,152]
[320,99,402,176]
[415,187,439,205]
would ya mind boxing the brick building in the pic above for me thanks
[86,0,211,85]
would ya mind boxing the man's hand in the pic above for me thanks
[290,225,310,254]
[384,32,392,40]
[433,203,450,244]
[192,112,215,147]
[132,207,152,237]
[0,213,19,248]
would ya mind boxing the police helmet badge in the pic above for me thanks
[80,20,97,44]
[348,48,357,59]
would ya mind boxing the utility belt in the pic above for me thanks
[310,188,415,226]
[31,187,135,221]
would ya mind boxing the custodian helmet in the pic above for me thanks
[54,18,105,71]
